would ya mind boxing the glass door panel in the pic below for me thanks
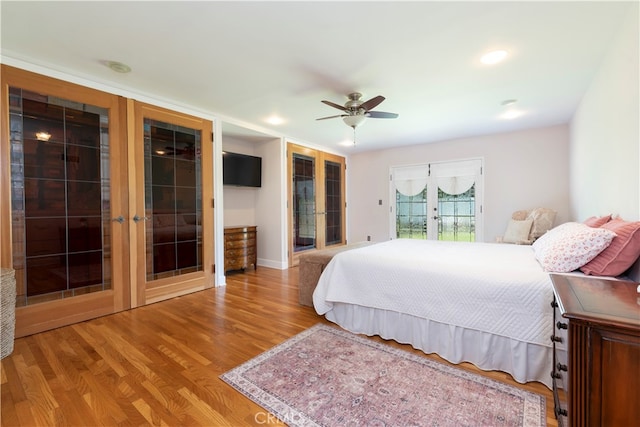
[436,185,475,242]
[9,88,112,305]
[131,101,213,307]
[144,119,202,280]
[395,189,428,239]
[324,160,342,245]
[292,153,316,253]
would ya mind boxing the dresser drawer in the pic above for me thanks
[225,237,256,249]
[225,231,256,242]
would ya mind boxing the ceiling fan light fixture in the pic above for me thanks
[343,115,367,128]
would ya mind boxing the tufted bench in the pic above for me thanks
[298,242,372,307]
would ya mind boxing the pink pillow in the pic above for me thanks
[583,215,611,228]
[580,218,640,276]
[532,222,616,272]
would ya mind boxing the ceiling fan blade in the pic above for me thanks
[321,100,348,111]
[367,111,399,119]
[316,114,346,121]
[359,95,385,112]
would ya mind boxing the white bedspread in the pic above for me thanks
[313,239,554,347]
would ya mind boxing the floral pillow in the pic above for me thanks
[532,222,617,272]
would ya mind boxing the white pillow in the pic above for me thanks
[532,222,617,272]
[503,219,534,244]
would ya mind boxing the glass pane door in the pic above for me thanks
[324,159,342,245]
[396,189,428,239]
[144,119,202,280]
[436,185,476,242]
[292,153,316,253]
[132,101,213,306]
[9,88,112,305]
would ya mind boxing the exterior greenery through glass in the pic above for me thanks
[396,189,428,239]
[437,185,475,242]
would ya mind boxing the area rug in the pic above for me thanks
[221,324,545,426]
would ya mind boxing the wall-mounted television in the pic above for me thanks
[222,151,262,187]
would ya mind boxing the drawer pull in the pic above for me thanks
[550,335,563,343]
[556,363,568,372]
[555,406,568,417]
[550,371,562,379]
[556,321,568,330]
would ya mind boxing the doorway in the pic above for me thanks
[287,143,346,266]
[390,159,483,242]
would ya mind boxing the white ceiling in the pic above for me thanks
[0,1,634,153]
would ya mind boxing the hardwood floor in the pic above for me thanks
[1,267,558,426]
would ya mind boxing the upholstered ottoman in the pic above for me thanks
[298,242,371,307]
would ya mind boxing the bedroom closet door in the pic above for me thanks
[129,101,214,307]
[287,143,345,266]
[391,159,483,242]
[1,66,129,337]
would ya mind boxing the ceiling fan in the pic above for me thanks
[317,92,399,129]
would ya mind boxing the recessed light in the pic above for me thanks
[481,50,508,65]
[105,61,131,73]
[499,110,523,120]
[501,99,517,106]
[265,115,285,125]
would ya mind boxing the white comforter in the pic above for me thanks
[313,239,553,347]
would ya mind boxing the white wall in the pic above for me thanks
[221,135,286,269]
[570,3,639,221]
[347,125,570,243]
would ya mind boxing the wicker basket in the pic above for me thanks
[1,268,16,359]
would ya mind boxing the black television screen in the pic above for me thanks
[222,151,262,187]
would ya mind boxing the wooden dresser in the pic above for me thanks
[224,226,257,273]
[550,274,640,427]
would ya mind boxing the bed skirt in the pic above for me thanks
[324,302,553,389]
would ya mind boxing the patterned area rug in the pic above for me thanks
[221,324,545,426]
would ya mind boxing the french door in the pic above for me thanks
[287,143,345,266]
[1,66,214,336]
[391,159,483,242]
[129,101,214,307]
[1,66,128,337]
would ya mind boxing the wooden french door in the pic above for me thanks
[287,143,345,266]
[1,65,129,337]
[0,67,214,337]
[129,101,214,307]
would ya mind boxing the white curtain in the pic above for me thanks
[393,165,429,196]
[431,159,481,196]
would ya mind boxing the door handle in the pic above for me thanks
[112,216,125,224]
[432,216,439,220]
[133,215,149,223]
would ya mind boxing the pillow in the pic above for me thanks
[580,218,640,276]
[527,208,557,241]
[511,210,530,221]
[532,222,616,272]
[583,215,612,228]
[503,219,534,244]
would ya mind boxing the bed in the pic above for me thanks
[313,217,640,390]
[313,239,558,388]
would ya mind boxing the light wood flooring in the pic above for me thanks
[1,266,558,426]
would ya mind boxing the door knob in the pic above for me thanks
[133,215,149,223]
[112,216,125,223]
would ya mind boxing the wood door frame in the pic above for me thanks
[287,143,346,267]
[1,65,129,337]
[129,101,214,307]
